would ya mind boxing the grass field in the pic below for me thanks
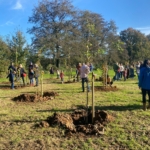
[0,70,150,150]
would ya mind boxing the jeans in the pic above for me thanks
[142,89,150,103]
[81,78,90,92]
[35,77,38,86]
[10,74,15,89]
[114,71,119,80]
[30,78,34,85]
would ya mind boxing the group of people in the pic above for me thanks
[7,60,150,111]
[113,62,136,81]
[7,62,39,89]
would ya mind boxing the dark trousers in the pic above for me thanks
[142,89,150,103]
[10,74,15,89]
[81,78,89,92]
[21,77,25,85]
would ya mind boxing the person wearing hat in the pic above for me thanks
[139,59,150,110]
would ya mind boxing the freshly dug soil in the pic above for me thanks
[12,91,58,102]
[94,86,118,91]
[39,109,114,136]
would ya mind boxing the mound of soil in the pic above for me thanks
[12,91,58,102]
[39,109,114,136]
[94,86,118,91]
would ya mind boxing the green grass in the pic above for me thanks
[0,71,150,149]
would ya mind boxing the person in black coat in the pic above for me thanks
[8,62,16,89]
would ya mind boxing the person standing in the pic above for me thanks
[28,62,34,86]
[89,63,93,72]
[136,61,141,80]
[18,64,26,86]
[60,70,64,84]
[76,63,81,82]
[120,63,124,79]
[34,64,39,86]
[113,62,119,81]
[139,59,150,110]
[80,62,90,92]
[50,67,54,74]
[123,68,127,81]
[8,62,16,89]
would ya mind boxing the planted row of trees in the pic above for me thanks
[0,0,150,73]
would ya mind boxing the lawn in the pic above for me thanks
[0,71,149,150]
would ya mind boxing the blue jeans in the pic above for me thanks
[115,71,119,80]
[10,74,15,89]
[30,78,34,85]
[81,78,90,92]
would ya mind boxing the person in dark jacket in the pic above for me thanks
[8,62,16,89]
[34,64,39,86]
[28,62,34,86]
[139,59,150,110]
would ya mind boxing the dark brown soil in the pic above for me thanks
[38,109,114,136]
[94,86,118,91]
[12,91,58,102]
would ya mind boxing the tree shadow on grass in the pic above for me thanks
[36,108,74,113]
[75,104,141,111]
[95,104,141,111]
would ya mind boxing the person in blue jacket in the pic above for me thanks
[139,59,150,110]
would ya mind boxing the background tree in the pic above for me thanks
[6,30,29,68]
[0,37,10,76]
[28,0,77,68]
[120,28,150,63]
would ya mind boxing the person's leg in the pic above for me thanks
[35,77,38,86]
[142,89,147,110]
[32,78,34,86]
[22,77,25,85]
[11,74,14,89]
[147,90,150,109]
[82,78,85,92]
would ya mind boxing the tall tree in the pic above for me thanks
[28,0,77,67]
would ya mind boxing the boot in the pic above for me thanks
[147,103,150,109]
[143,103,146,111]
